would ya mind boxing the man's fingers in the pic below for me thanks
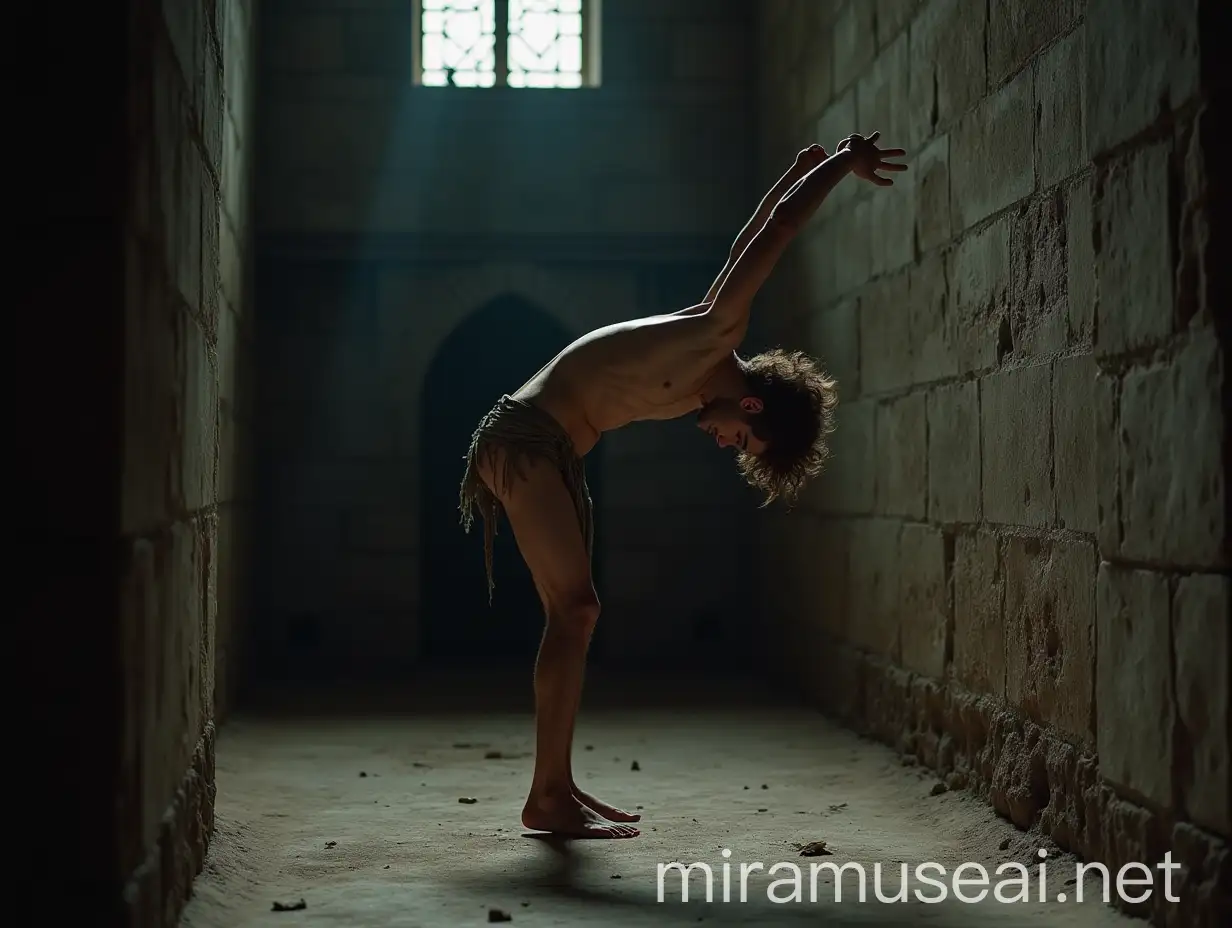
[879,161,909,171]
[873,174,894,186]
[878,147,907,157]
[867,131,881,143]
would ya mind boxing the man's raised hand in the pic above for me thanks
[795,143,829,171]
[837,132,908,186]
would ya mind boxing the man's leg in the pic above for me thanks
[527,579,640,826]
[485,452,638,838]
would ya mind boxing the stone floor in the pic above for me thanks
[182,671,1138,928]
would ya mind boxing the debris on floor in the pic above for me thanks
[484,750,503,759]
[761,783,768,789]
[584,744,593,750]
[271,899,307,912]
[999,837,1011,850]
[794,840,833,857]
[358,771,367,777]
[459,796,478,804]
[630,760,640,771]
[757,808,767,812]
[412,761,430,768]
[610,874,621,879]
[324,841,337,848]
[930,782,948,796]
[827,802,847,812]
[488,907,512,922]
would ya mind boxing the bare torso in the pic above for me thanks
[509,307,727,456]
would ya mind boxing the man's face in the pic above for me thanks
[696,397,768,454]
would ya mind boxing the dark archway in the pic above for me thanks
[420,294,606,664]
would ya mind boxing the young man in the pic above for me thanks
[459,132,908,838]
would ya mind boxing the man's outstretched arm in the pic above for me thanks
[702,145,828,304]
[705,132,907,345]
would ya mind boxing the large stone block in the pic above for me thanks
[948,217,1011,374]
[224,19,252,129]
[953,531,1004,696]
[806,398,875,514]
[806,299,859,399]
[836,199,876,295]
[199,160,221,336]
[857,32,910,146]
[988,0,1081,85]
[950,68,1034,232]
[1173,575,1230,835]
[800,25,834,122]
[1096,563,1174,807]
[152,64,205,315]
[202,39,224,175]
[914,134,951,253]
[899,523,949,678]
[927,381,980,523]
[875,393,928,519]
[869,174,916,277]
[981,364,1053,527]
[816,87,858,175]
[905,0,939,144]
[815,521,850,640]
[122,242,179,535]
[876,0,918,43]
[161,0,203,114]
[848,518,902,660]
[1086,0,1200,155]
[1094,142,1174,355]
[832,0,877,92]
[1093,368,1121,556]
[1009,191,1068,357]
[221,113,245,233]
[181,312,220,513]
[217,305,238,406]
[933,0,988,127]
[1065,176,1094,346]
[1034,25,1086,190]
[1004,537,1096,742]
[1119,330,1225,567]
[909,250,955,383]
[859,268,912,394]
[1051,354,1100,533]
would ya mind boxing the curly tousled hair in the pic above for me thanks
[735,348,838,507]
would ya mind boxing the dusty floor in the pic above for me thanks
[183,672,1138,928]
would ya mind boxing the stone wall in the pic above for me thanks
[119,0,258,922]
[754,1,1227,924]
[252,0,760,675]
[16,1,257,924]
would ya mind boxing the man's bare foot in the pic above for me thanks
[573,786,641,823]
[522,793,640,838]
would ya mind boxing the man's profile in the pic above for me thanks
[458,132,908,838]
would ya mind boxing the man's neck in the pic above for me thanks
[699,354,745,403]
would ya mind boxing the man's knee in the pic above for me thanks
[546,594,601,638]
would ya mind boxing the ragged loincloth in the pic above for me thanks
[458,395,593,603]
